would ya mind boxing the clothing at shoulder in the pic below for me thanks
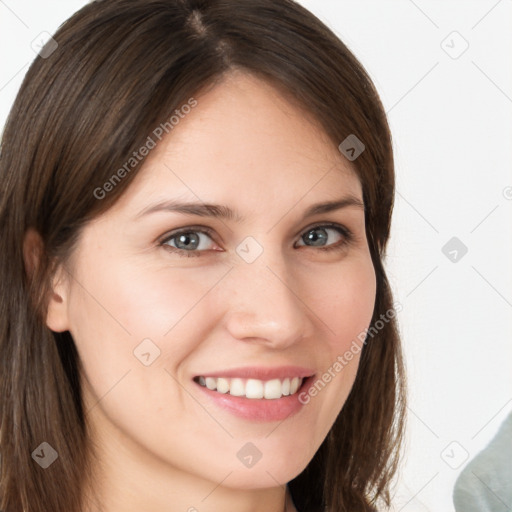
[453,411,512,512]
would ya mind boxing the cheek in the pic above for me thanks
[309,255,377,350]
[70,257,228,345]
[67,259,230,396]
[299,255,376,420]
[100,262,231,336]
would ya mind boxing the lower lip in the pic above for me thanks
[194,376,315,422]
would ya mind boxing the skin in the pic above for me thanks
[29,71,376,512]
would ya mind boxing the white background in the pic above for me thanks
[1,1,511,511]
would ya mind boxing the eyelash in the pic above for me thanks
[158,223,354,258]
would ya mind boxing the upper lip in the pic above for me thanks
[194,365,315,381]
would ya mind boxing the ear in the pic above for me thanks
[23,228,71,333]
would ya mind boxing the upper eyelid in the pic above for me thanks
[159,225,217,244]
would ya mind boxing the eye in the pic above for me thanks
[295,223,353,251]
[160,227,218,257]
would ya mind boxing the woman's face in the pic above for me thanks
[48,72,376,496]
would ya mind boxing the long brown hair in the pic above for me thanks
[0,1,405,510]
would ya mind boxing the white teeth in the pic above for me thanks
[196,376,305,399]
[246,379,264,399]
[282,378,290,396]
[290,377,300,394]
[216,377,229,394]
[264,379,282,399]
[205,377,216,390]
[229,378,245,396]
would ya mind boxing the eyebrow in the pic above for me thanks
[134,195,364,223]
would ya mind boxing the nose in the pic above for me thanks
[222,251,312,349]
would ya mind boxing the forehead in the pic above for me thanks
[109,72,362,217]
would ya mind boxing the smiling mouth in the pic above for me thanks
[193,375,308,400]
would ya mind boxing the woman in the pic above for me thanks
[0,1,405,511]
